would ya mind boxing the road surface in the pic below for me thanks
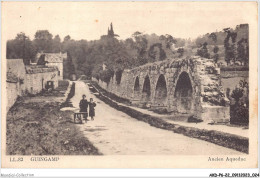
[69,81,242,155]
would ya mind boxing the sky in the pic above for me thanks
[2,2,255,41]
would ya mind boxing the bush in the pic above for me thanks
[231,87,244,103]
[187,115,203,123]
[230,104,249,125]
[99,69,114,84]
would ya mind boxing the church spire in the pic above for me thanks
[110,23,114,37]
[107,22,117,38]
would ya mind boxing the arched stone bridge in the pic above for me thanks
[94,56,230,122]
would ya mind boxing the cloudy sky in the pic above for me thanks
[2,2,255,41]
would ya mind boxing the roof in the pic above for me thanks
[25,65,58,74]
[37,52,67,63]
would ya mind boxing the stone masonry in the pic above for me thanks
[93,56,230,123]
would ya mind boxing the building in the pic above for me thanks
[107,23,119,38]
[36,52,66,80]
[24,65,59,94]
[6,59,59,111]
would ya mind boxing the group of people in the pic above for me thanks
[79,94,96,122]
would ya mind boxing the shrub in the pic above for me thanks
[230,104,249,125]
[231,87,244,104]
[99,69,114,84]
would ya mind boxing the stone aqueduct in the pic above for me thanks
[93,56,230,122]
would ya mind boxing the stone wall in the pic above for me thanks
[93,56,230,122]
[46,62,63,80]
[6,82,19,111]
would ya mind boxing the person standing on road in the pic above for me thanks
[79,94,89,121]
[89,98,96,120]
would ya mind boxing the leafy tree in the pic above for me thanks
[33,30,53,52]
[239,79,249,100]
[208,33,219,64]
[159,34,177,49]
[237,38,249,66]
[177,48,184,58]
[224,28,237,65]
[6,32,36,65]
[212,46,219,63]
[148,43,166,61]
[197,42,210,59]
[231,87,244,104]
[52,35,61,53]
[208,33,217,43]
[100,68,114,84]
[132,31,148,57]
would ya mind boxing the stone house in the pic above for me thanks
[24,65,59,94]
[36,52,66,80]
[6,59,59,111]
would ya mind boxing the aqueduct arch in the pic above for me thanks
[154,74,168,107]
[142,75,151,104]
[93,56,230,122]
[133,76,140,100]
[174,72,193,113]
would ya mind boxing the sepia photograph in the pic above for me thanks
[1,1,258,171]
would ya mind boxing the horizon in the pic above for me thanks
[6,23,243,42]
[2,2,250,42]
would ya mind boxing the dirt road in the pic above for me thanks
[70,81,242,155]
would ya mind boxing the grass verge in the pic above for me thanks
[6,82,101,155]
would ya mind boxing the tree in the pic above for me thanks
[67,51,75,75]
[231,87,244,104]
[148,43,166,62]
[177,48,184,58]
[64,35,71,42]
[131,31,148,65]
[223,28,237,65]
[237,38,249,66]
[52,35,61,53]
[213,46,219,63]
[6,32,36,65]
[208,33,217,43]
[197,42,210,59]
[33,30,53,52]
[208,33,219,64]
[159,34,177,49]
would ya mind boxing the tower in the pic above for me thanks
[110,23,114,36]
[107,22,115,37]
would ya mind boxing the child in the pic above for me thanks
[89,98,96,120]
